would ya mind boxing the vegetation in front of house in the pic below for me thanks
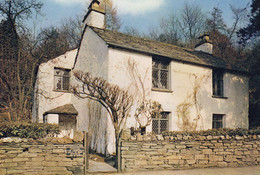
[0,122,60,139]
[162,127,260,137]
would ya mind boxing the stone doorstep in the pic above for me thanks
[87,160,117,173]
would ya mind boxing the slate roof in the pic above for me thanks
[44,104,78,115]
[91,27,248,73]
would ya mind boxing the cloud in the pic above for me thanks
[52,0,86,5]
[113,0,165,15]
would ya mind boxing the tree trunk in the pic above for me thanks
[115,131,121,172]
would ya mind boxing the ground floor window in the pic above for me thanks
[152,112,170,134]
[212,114,224,129]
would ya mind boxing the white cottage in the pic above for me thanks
[33,1,249,155]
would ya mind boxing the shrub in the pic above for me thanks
[162,127,260,137]
[0,122,60,139]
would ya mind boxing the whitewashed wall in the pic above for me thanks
[32,50,77,123]
[72,27,110,154]
[107,48,249,133]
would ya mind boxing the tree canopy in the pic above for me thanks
[238,0,260,44]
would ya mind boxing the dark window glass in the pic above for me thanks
[212,114,224,129]
[152,58,170,89]
[152,112,170,134]
[213,69,224,96]
[54,68,70,91]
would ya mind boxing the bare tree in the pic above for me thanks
[146,16,182,45]
[35,26,70,60]
[226,5,248,42]
[206,5,248,63]
[0,0,43,121]
[123,26,141,37]
[178,2,206,48]
[206,7,227,32]
[60,15,84,49]
[102,0,121,31]
[0,31,43,121]
[72,71,133,169]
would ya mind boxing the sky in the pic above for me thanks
[39,0,251,34]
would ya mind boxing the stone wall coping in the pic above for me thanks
[122,134,260,142]
[0,137,83,144]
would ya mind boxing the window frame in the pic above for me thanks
[152,111,170,134]
[212,69,225,98]
[152,57,170,91]
[53,67,71,92]
[212,114,224,129]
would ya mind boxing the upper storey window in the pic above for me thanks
[212,69,224,97]
[54,68,70,91]
[152,58,170,90]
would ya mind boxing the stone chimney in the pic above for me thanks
[195,33,213,54]
[83,0,105,29]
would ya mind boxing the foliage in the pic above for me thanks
[0,122,60,139]
[162,127,260,137]
[238,0,260,44]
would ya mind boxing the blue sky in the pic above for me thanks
[39,0,251,33]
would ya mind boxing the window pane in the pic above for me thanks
[160,120,168,132]
[54,68,71,91]
[213,70,224,96]
[152,61,159,68]
[55,70,62,76]
[152,58,170,90]
[213,114,223,129]
[55,77,62,90]
[152,69,159,88]
[63,77,70,90]
[152,120,159,134]
[161,62,169,69]
[160,70,168,89]
[63,70,70,77]
[161,112,169,119]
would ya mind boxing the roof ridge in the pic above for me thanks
[90,26,190,51]
[89,26,248,74]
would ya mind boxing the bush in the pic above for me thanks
[162,127,260,137]
[0,122,60,139]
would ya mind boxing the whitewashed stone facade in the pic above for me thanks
[33,1,249,155]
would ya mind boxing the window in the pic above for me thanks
[213,69,224,97]
[212,114,224,129]
[152,58,170,89]
[152,112,169,134]
[54,68,70,91]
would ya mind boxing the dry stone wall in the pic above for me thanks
[121,134,260,172]
[0,138,84,175]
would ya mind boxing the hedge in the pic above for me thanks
[162,127,260,137]
[0,122,60,139]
